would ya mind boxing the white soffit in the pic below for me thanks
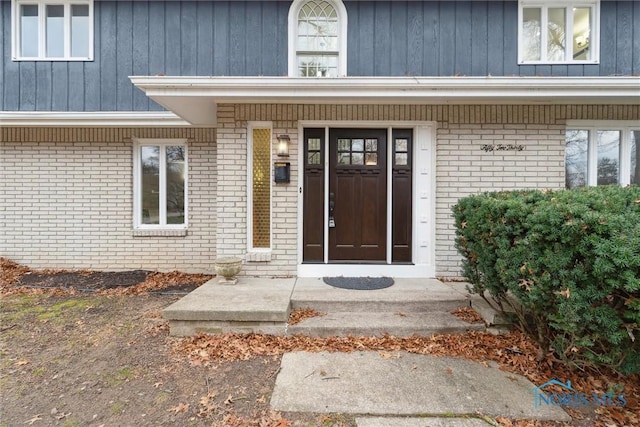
[0,111,197,127]
[130,75,640,125]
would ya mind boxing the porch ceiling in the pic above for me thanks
[129,76,640,126]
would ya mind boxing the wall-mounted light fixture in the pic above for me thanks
[276,135,290,158]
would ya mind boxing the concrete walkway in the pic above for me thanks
[270,351,571,425]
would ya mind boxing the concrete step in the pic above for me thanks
[287,311,485,337]
[290,296,468,313]
[291,277,471,314]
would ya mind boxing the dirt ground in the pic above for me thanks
[1,259,638,427]
[0,292,353,427]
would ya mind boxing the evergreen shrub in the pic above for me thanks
[453,186,640,373]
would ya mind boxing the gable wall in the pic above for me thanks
[2,1,639,112]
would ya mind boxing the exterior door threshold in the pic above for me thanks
[297,263,435,278]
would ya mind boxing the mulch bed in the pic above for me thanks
[1,257,211,295]
[17,270,201,294]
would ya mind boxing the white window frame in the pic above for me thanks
[518,0,600,65]
[288,0,348,77]
[247,122,273,253]
[566,121,640,188]
[11,0,94,61]
[133,139,188,230]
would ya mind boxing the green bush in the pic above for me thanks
[453,186,640,373]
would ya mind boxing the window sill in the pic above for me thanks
[518,60,600,65]
[246,251,272,262]
[132,229,188,237]
[12,57,94,62]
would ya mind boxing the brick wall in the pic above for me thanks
[219,103,637,278]
[1,128,217,273]
[435,122,566,276]
[215,106,299,276]
[3,104,636,277]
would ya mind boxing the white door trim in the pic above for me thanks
[297,120,436,278]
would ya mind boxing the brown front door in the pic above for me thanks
[328,129,387,261]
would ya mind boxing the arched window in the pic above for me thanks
[288,0,347,77]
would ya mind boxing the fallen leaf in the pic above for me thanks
[16,360,30,366]
[153,381,163,388]
[379,351,393,359]
[167,402,189,414]
[446,367,453,375]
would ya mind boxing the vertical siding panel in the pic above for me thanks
[551,65,568,76]
[275,0,289,75]
[374,1,391,75]
[390,1,407,76]
[196,1,214,75]
[84,1,101,110]
[132,1,150,110]
[213,1,230,75]
[502,1,518,75]
[3,2,19,110]
[68,62,85,110]
[180,1,197,75]
[406,1,423,76]
[439,2,455,75]
[634,1,640,75]
[35,63,52,110]
[19,63,36,110]
[422,1,439,76]
[229,2,246,75]
[51,63,68,110]
[245,1,261,75]
[470,1,487,76]
[100,1,117,110]
[615,1,632,75]
[354,1,375,76]
[567,65,585,77]
[0,1,5,108]
[599,1,617,76]
[165,1,181,75]
[148,1,165,75]
[261,2,277,75]
[487,1,504,76]
[147,1,165,111]
[454,1,471,75]
[116,1,133,110]
[535,64,552,76]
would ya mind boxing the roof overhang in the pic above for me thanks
[0,111,195,127]
[130,76,640,126]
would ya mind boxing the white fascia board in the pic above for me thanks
[130,76,640,105]
[0,111,201,127]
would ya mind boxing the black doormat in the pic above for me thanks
[322,276,394,290]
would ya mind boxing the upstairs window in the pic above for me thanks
[519,0,599,64]
[12,0,93,61]
[288,0,347,77]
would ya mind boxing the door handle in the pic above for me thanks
[329,192,336,228]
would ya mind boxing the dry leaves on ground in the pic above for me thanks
[0,257,32,288]
[174,331,639,427]
[288,307,326,325]
[451,306,484,324]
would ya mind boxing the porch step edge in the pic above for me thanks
[290,298,469,313]
[287,311,485,337]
